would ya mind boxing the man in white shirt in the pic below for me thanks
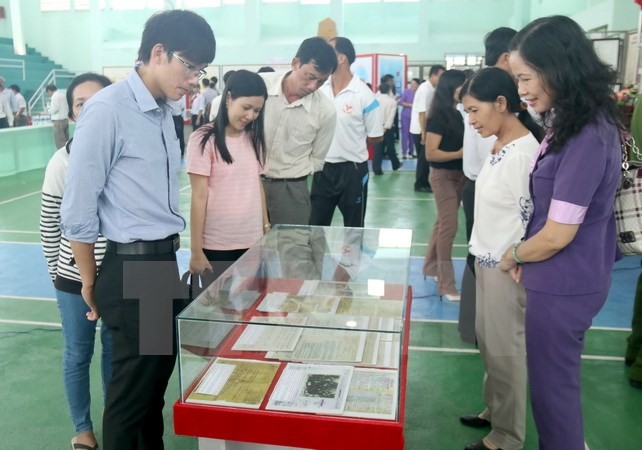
[372,82,402,175]
[169,94,186,156]
[260,37,337,226]
[208,70,235,122]
[0,77,15,128]
[310,37,383,227]
[201,78,217,120]
[410,65,445,192]
[46,83,70,148]
[10,84,28,127]
[189,85,205,130]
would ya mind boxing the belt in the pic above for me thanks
[106,234,180,255]
[261,175,307,182]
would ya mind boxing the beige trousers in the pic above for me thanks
[475,261,527,450]
[52,119,69,149]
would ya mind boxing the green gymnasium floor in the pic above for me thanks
[0,159,640,449]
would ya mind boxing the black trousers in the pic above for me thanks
[190,114,202,131]
[0,117,8,129]
[372,129,401,174]
[459,178,477,344]
[95,249,185,450]
[202,248,248,282]
[310,161,369,227]
[413,133,431,190]
[172,115,185,157]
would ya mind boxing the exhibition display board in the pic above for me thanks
[174,225,413,450]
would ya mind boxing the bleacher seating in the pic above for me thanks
[0,37,75,108]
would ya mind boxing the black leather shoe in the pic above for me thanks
[625,357,634,367]
[464,440,502,450]
[630,378,642,389]
[414,186,432,193]
[459,415,491,428]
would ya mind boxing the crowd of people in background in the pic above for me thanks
[21,7,635,450]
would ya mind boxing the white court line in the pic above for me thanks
[180,185,191,192]
[369,196,434,201]
[1,295,55,302]
[0,230,39,234]
[409,319,631,332]
[0,240,39,245]
[591,326,632,332]
[0,319,62,327]
[408,346,627,361]
[411,319,458,324]
[0,190,42,206]
[412,243,468,248]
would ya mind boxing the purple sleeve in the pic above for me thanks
[549,127,606,224]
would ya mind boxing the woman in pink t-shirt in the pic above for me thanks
[187,70,269,277]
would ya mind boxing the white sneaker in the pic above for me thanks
[445,293,461,301]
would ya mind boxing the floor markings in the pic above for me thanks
[0,319,61,327]
[0,295,55,302]
[0,190,42,206]
[0,230,39,234]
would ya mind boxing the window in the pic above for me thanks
[74,0,90,9]
[41,0,71,11]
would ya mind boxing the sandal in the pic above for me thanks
[71,437,99,450]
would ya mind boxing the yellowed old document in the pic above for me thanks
[186,358,280,408]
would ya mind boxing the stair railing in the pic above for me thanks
[27,69,75,115]
[0,58,26,80]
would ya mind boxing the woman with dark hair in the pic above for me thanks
[187,70,270,279]
[499,16,621,450]
[40,72,113,450]
[459,67,542,450]
[423,69,467,300]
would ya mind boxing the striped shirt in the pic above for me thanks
[40,144,106,293]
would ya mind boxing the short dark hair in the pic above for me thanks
[484,27,517,66]
[379,83,391,95]
[201,78,210,87]
[257,66,275,73]
[509,15,619,154]
[295,37,337,74]
[46,83,57,92]
[412,78,422,85]
[210,76,218,85]
[137,10,215,65]
[66,73,112,120]
[200,70,267,166]
[428,65,446,78]
[330,37,356,65]
[9,84,20,93]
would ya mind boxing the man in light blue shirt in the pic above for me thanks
[60,10,215,450]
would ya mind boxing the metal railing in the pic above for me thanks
[0,58,26,80]
[27,69,75,115]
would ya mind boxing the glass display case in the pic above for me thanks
[174,225,413,450]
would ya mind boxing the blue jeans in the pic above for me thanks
[56,288,113,433]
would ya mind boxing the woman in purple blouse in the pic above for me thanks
[499,16,621,450]
[400,78,419,158]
